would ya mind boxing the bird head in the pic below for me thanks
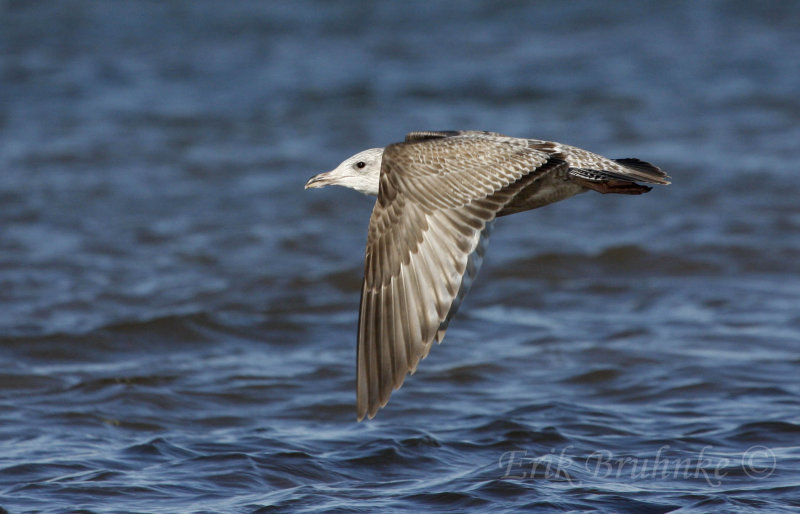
[305,148,384,196]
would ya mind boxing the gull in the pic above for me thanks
[305,130,669,420]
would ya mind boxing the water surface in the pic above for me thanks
[1,1,799,512]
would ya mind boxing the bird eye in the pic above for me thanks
[356,161,366,169]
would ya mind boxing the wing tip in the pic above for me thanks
[403,130,508,143]
[613,158,671,185]
[404,130,461,142]
[356,391,391,422]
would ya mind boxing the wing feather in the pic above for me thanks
[390,277,409,385]
[356,134,558,420]
[352,132,669,419]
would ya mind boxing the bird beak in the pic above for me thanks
[305,171,334,189]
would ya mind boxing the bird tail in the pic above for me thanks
[569,158,670,194]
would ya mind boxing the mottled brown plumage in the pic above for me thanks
[305,130,670,420]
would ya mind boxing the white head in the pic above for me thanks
[305,148,384,196]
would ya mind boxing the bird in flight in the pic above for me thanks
[305,131,669,421]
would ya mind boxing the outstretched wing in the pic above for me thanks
[526,139,671,186]
[404,130,508,142]
[356,134,565,420]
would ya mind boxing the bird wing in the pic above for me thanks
[527,140,671,185]
[404,130,508,142]
[356,134,565,420]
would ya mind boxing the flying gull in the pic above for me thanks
[305,130,670,420]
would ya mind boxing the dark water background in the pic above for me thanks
[2,1,800,512]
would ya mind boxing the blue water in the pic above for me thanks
[2,1,800,512]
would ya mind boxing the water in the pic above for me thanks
[1,1,800,511]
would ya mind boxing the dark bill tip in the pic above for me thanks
[304,172,331,189]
